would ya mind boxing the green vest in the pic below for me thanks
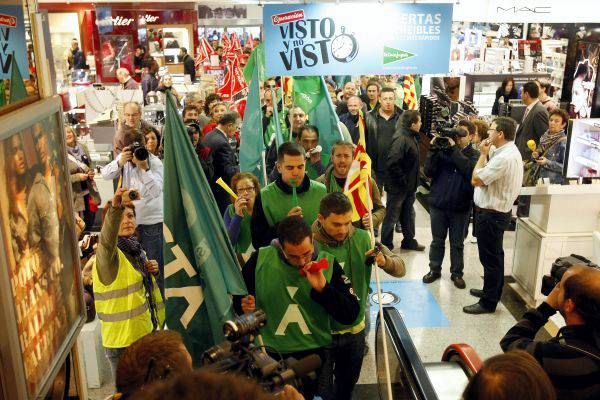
[316,228,372,333]
[255,246,334,353]
[226,204,252,253]
[261,179,327,227]
[93,249,165,348]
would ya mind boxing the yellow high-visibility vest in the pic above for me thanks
[93,249,165,348]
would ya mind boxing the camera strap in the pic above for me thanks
[557,331,600,363]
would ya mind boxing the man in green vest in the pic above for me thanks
[251,142,327,249]
[313,192,405,400]
[298,125,325,180]
[316,141,386,232]
[237,216,359,399]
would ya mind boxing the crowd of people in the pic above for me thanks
[57,65,600,400]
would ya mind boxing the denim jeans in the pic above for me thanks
[105,346,127,381]
[137,222,164,296]
[428,206,470,278]
[319,330,366,400]
[381,190,416,248]
[474,210,511,309]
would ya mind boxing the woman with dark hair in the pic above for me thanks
[4,134,32,265]
[463,350,556,400]
[492,77,519,115]
[531,108,569,184]
[144,129,161,158]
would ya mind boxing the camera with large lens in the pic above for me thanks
[201,310,321,394]
[430,126,463,151]
[130,141,149,161]
[541,254,598,296]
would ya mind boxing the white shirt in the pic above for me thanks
[101,153,164,225]
[473,142,523,213]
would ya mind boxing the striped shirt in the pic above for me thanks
[500,302,600,400]
[473,141,523,213]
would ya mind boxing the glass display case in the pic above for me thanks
[565,118,600,179]
[541,39,569,102]
[147,24,194,74]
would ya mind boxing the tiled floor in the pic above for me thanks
[89,194,524,400]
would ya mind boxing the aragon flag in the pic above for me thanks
[162,91,247,364]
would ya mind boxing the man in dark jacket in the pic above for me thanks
[515,81,549,160]
[202,111,240,213]
[339,95,363,144]
[422,125,480,288]
[382,110,425,251]
[365,87,403,191]
[500,265,600,400]
[179,47,196,82]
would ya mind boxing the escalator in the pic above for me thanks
[375,307,482,400]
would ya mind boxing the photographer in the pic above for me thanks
[113,102,160,156]
[101,135,164,294]
[500,265,600,399]
[94,188,165,379]
[422,125,479,289]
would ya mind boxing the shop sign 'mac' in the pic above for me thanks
[496,6,552,14]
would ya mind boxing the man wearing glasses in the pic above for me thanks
[113,102,160,156]
[235,216,359,399]
[464,117,523,314]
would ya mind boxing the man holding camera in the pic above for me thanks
[422,125,479,289]
[237,216,359,399]
[500,265,600,399]
[101,135,164,294]
[113,102,160,156]
[313,193,405,400]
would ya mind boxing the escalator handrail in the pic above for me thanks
[382,306,439,400]
[441,343,484,377]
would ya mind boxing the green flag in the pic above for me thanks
[239,61,267,186]
[162,91,247,364]
[333,75,352,89]
[264,87,289,147]
[243,43,266,84]
[293,76,343,165]
[9,52,27,104]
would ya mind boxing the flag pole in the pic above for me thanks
[365,177,394,400]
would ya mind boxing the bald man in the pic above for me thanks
[117,68,140,90]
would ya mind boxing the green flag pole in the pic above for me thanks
[9,52,28,104]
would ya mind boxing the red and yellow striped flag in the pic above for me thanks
[403,75,418,110]
[283,76,294,99]
[344,110,372,222]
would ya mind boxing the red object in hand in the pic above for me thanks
[300,259,329,276]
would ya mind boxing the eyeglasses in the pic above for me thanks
[236,186,255,194]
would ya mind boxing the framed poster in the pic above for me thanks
[0,97,85,399]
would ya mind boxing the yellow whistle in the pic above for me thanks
[216,177,238,200]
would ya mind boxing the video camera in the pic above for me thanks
[430,125,464,151]
[201,310,321,394]
[541,254,599,296]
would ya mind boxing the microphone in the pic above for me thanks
[270,354,322,388]
[527,140,538,159]
[289,354,322,378]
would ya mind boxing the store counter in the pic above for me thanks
[511,184,600,306]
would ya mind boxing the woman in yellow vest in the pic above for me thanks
[93,187,165,379]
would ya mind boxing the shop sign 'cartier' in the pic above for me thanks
[140,14,159,24]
